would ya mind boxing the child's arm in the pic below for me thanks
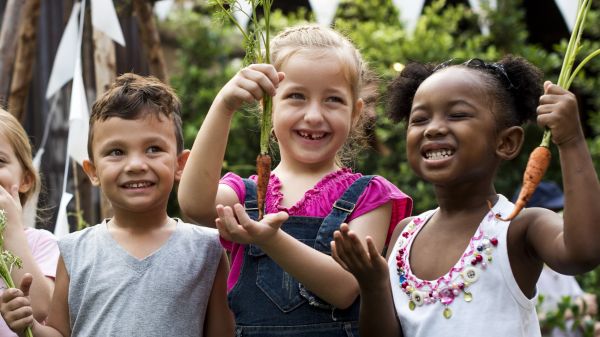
[203,250,234,337]
[178,64,284,227]
[331,222,405,337]
[1,257,70,337]
[526,82,600,273]
[0,185,55,321]
[216,201,392,309]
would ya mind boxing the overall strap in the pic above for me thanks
[242,178,259,221]
[314,175,375,254]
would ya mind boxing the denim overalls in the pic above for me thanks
[228,176,374,337]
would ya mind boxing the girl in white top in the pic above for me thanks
[331,56,600,336]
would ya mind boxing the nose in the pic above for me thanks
[423,116,448,138]
[124,153,148,173]
[303,101,325,124]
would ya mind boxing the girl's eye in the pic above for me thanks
[448,112,470,119]
[408,115,428,125]
[287,93,305,100]
[325,96,344,104]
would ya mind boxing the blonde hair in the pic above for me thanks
[0,108,40,205]
[270,25,370,164]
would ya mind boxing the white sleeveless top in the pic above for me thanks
[387,195,541,336]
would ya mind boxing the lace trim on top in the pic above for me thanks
[265,167,354,214]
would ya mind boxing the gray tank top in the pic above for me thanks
[59,219,222,337]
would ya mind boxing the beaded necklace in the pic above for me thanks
[395,212,499,319]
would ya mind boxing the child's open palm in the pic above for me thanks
[331,223,389,290]
[215,204,289,246]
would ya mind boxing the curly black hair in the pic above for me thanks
[386,55,543,129]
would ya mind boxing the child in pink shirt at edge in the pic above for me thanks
[0,108,59,337]
[178,24,412,336]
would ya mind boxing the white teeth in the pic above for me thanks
[125,182,152,188]
[298,131,326,140]
[425,149,454,160]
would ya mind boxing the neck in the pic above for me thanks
[273,159,340,178]
[434,181,498,215]
[110,208,171,233]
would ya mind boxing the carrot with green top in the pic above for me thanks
[504,0,599,220]
[214,0,274,219]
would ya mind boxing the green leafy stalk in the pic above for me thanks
[212,0,274,155]
[0,210,32,337]
[541,0,595,148]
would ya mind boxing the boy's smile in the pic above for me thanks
[83,112,187,215]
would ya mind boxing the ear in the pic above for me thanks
[352,98,364,127]
[496,126,524,160]
[174,149,190,182]
[18,171,33,194]
[82,159,100,186]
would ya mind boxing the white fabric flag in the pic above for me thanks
[54,193,73,238]
[91,0,125,46]
[154,0,174,21]
[308,0,340,26]
[468,0,498,35]
[67,60,90,165]
[554,0,578,31]
[45,3,80,99]
[233,0,253,31]
[391,0,426,34]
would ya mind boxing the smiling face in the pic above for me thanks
[83,111,187,215]
[0,132,33,200]
[272,51,361,172]
[406,67,501,186]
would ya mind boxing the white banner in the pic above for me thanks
[154,0,174,21]
[67,60,90,166]
[391,0,426,34]
[45,3,80,99]
[233,0,253,31]
[554,0,578,31]
[308,0,340,26]
[91,0,125,46]
[54,193,73,238]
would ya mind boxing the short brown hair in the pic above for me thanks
[88,73,183,159]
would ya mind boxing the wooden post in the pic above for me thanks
[92,29,116,219]
[8,0,41,122]
[132,0,169,83]
[0,0,26,107]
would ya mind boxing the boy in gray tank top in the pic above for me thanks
[0,73,234,337]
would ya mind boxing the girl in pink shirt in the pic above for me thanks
[179,25,412,336]
[0,109,59,336]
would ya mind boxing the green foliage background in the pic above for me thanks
[163,0,600,334]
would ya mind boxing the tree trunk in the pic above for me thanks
[132,0,169,83]
[8,0,41,122]
[0,0,26,107]
[93,29,116,220]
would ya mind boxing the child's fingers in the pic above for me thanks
[330,241,350,271]
[19,274,32,297]
[4,306,34,335]
[216,205,241,233]
[366,237,383,266]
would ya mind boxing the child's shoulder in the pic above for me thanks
[175,220,221,248]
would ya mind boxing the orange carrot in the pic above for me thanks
[256,154,271,220]
[499,146,551,221]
